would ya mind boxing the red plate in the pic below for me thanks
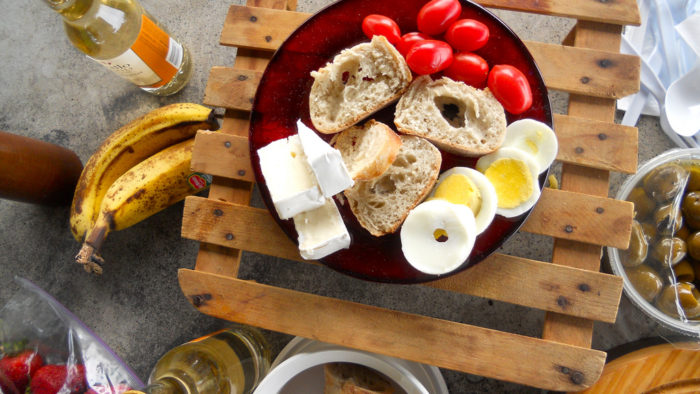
[249,0,552,283]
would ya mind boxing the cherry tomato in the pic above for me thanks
[396,32,433,57]
[362,14,401,44]
[445,19,490,52]
[487,65,533,114]
[417,0,462,36]
[406,40,454,75]
[444,52,489,88]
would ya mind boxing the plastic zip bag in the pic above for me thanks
[0,277,143,394]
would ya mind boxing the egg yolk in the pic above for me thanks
[483,158,533,209]
[431,174,482,215]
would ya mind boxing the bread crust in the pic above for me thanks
[309,36,412,134]
[333,120,403,180]
[394,76,507,156]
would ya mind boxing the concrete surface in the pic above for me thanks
[0,0,685,392]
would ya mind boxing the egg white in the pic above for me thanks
[501,118,558,174]
[400,199,477,275]
[428,167,497,235]
[476,147,542,218]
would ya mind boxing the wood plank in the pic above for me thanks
[522,188,634,249]
[427,253,622,323]
[553,114,638,174]
[191,131,254,182]
[182,196,622,321]
[179,269,608,392]
[477,0,640,26]
[203,68,260,111]
[526,41,640,99]
[220,5,310,50]
[191,0,297,276]
[543,21,627,348]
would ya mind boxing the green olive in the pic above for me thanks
[656,282,700,318]
[675,224,690,241]
[643,163,688,203]
[653,204,683,236]
[622,220,648,267]
[627,187,656,220]
[652,237,687,266]
[626,264,663,302]
[673,260,696,282]
[682,191,700,222]
[640,222,657,241]
[681,161,700,191]
[687,232,700,260]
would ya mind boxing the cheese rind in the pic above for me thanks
[297,120,354,197]
[294,198,351,260]
[257,135,325,219]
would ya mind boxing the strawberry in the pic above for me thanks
[29,364,87,394]
[0,350,43,393]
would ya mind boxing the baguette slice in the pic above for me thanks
[394,75,507,156]
[310,35,412,134]
[344,135,441,237]
[332,120,402,180]
[324,363,396,394]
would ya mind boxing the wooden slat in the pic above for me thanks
[182,196,623,322]
[427,253,622,323]
[478,0,640,26]
[217,7,640,101]
[543,21,625,348]
[553,114,638,174]
[522,188,633,249]
[526,41,640,99]
[191,131,254,182]
[203,68,260,111]
[179,269,607,392]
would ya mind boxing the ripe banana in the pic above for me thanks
[75,138,206,274]
[70,103,218,242]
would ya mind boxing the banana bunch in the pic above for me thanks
[71,103,219,274]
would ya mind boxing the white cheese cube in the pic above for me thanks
[257,135,325,219]
[293,198,351,260]
[297,120,354,197]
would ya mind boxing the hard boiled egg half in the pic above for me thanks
[501,119,558,174]
[400,199,477,275]
[427,167,497,235]
[476,147,541,218]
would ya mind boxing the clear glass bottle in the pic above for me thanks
[129,326,271,394]
[43,0,193,96]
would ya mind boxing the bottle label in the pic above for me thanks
[93,15,183,88]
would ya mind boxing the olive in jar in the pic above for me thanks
[627,187,655,220]
[653,204,683,236]
[673,260,695,283]
[687,231,700,260]
[622,220,648,267]
[656,282,700,319]
[643,164,688,203]
[682,162,700,191]
[626,264,663,302]
[682,191,700,222]
[652,237,687,266]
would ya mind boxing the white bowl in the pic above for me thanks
[253,337,448,394]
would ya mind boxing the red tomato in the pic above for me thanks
[445,19,490,52]
[396,32,433,56]
[487,65,533,114]
[362,14,401,44]
[417,0,462,36]
[443,52,489,88]
[406,40,454,75]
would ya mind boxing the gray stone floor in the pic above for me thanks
[0,0,686,392]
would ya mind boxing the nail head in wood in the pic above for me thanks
[580,76,590,84]
[224,141,231,148]
[265,35,272,42]
[238,169,246,176]
[598,59,613,68]
[225,233,234,240]
[213,209,223,217]
[575,147,584,154]
[237,74,248,81]
[564,224,574,233]
[249,15,258,22]
[596,207,604,214]
[598,133,608,140]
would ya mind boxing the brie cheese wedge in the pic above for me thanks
[297,120,354,197]
[293,197,351,260]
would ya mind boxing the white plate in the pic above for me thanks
[253,337,448,394]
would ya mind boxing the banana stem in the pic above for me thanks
[75,225,108,274]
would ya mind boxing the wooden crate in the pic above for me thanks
[178,0,641,391]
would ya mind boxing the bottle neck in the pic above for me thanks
[43,0,95,22]
[137,378,189,394]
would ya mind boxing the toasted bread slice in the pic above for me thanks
[394,75,507,156]
[344,135,441,237]
[309,35,412,134]
[332,120,402,180]
[324,363,395,394]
